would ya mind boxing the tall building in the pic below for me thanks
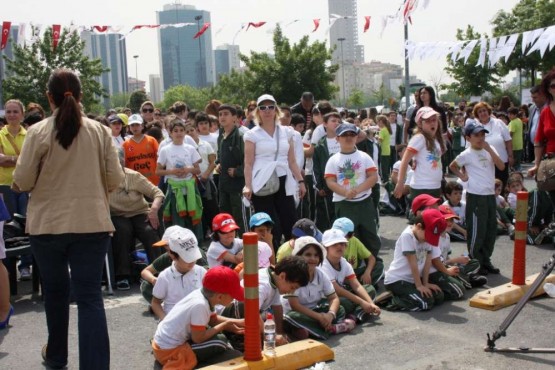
[157,4,214,91]
[149,74,163,103]
[328,0,364,64]
[214,44,240,83]
[0,25,20,107]
[81,30,128,108]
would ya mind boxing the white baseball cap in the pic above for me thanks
[322,229,348,247]
[128,114,144,125]
[168,228,202,263]
[256,94,276,106]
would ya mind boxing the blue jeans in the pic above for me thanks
[31,233,110,370]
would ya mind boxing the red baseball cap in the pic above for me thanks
[422,209,447,247]
[212,213,240,233]
[411,194,441,215]
[203,266,244,301]
[438,204,460,220]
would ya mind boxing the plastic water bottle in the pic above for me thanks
[544,283,555,298]
[263,312,276,357]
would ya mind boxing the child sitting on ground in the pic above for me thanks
[282,236,355,340]
[276,218,322,262]
[383,209,446,311]
[332,217,383,286]
[442,181,467,241]
[494,179,515,236]
[206,213,244,269]
[321,229,381,323]
[151,228,206,320]
[152,266,245,370]
[233,212,275,278]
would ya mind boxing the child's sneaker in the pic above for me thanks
[469,274,488,288]
[330,319,356,334]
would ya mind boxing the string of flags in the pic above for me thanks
[405,24,555,67]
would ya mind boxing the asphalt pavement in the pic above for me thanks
[1,171,555,370]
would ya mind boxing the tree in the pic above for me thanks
[492,0,555,85]
[160,85,211,111]
[110,92,132,109]
[128,90,149,114]
[370,84,394,107]
[2,26,108,112]
[442,26,501,96]
[212,25,338,105]
[347,89,365,109]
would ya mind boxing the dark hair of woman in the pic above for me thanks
[48,69,82,150]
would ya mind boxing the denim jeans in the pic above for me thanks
[31,232,110,370]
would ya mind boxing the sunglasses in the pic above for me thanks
[258,105,276,111]
[340,132,357,137]
[142,108,154,113]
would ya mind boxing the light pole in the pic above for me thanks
[337,37,346,107]
[195,15,203,87]
[133,55,139,91]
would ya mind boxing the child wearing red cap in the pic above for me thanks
[207,213,244,268]
[152,266,245,369]
[383,209,446,311]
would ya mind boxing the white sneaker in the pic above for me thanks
[20,267,31,281]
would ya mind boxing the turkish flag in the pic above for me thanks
[193,22,210,39]
[363,16,371,33]
[312,19,320,33]
[246,22,266,31]
[52,24,61,51]
[93,26,109,33]
[1,22,11,50]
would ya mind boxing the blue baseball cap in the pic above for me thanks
[336,123,360,137]
[291,218,323,242]
[464,122,489,137]
[249,212,274,229]
[332,217,355,236]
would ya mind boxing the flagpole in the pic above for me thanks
[404,22,410,115]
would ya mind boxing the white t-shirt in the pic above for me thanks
[158,136,196,154]
[207,238,244,268]
[257,241,274,268]
[112,136,125,149]
[430,234,451,273]
[393,160,413,186]
[496,194,506,207]
[193,139,215,177]
[281,267,335,313]
[256,268,282,312]
[384,226,432,285]
[302,130,314,175]
[158,143,201,181]
[407,134,443,190]
[153,289,215,350]
[472,118,511,162]
[507,192,517,210]
[321,257,356,288]
[443,200,466,225]
[292,129,305,171]
[390,123,398,146]
[454,147,498,195]
[311,124,326,146]
[244,124,293,177]
[199,133,218,153]
[152,263,206,314]
[324,150,377,202]
[326,137,341,156]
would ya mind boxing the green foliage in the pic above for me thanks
[443,26,502,96]
[2,26,108,113]
[128,90,149,114]
[212,25,338,105]
[370,84,394,107]
[492,0,555,84]
[160,85,211,111]
[347,89,365,109]
[110,92,132,109]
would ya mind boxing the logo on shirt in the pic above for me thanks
[338,159,362,188]
[426,148,441,169]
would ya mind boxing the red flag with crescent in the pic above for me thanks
[193,22,210,39]
[363,16,371,33]
[312,19,320,33]
[246,22,266,31]
[1,22,11,50]
[52,24,61,51]
[93,26,109,33]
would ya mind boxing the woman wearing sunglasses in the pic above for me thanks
[243,94,306,250]
[140,101,156,125]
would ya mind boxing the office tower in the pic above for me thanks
[214,44,240,83]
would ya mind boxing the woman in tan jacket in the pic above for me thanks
[12,69,124,370]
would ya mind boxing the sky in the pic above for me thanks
[2,0,521,93]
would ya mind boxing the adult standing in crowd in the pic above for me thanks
[0,99,31,279]
[291,92,315,129]
[12,69,124,370]
[140,101,156,125]
[243,94,306,249]
[472,102,513,189]
[526,86,547,164]
[528,69,555,205]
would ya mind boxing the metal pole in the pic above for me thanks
[195,15,203,87]
[338,37,346,107]
[133,55,139,91]
[404,23,410,113]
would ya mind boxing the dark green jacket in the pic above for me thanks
[217,126,245,192]
[312,136,332,193]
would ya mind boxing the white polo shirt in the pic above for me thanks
[321,257,356,288]
[207,238,244,268]
[281,267,335,313]
[152,263,206,314]
[384,226,432,285]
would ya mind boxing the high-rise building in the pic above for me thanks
[81,30,128,108]
[0,25,20,107]
[149,74,163,103]
[157,4,214,91]
[214,44,240,83]
[328,0,363,64]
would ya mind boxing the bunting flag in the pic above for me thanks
[132,25,161,31]
[312,19,320,33]
[1,21,11,50]
[193,22,210,39]
[402,0,419,24]
[17,22,26,46]
[51,24,61,51]
[93,25,109,33]
[363,16,371,33]
[246,22,266,31]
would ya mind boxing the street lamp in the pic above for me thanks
[194,15,203,87]
[337,37,346,107]
[133,55,139,91]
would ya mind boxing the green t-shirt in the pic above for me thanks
[379,127,391,155]
[276,240,294,263]
[508,118,523,151]
[151,252,172,274]
[344,236,371,270]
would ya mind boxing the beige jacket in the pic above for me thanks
[13,114,124,235]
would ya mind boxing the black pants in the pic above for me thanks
[111,214,160,278]
[252,176,297,251]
